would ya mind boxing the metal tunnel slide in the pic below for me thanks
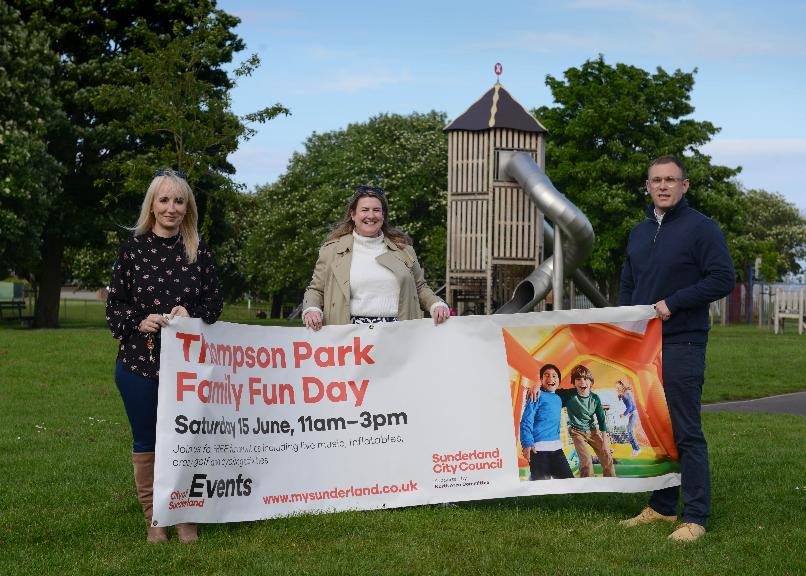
[495,151,609,313]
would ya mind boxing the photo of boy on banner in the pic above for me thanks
[519,363,574,481]
[504,319,678,481]
[558,364,616,478]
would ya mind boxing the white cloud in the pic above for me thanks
[702,138,806,209]
[229,144,298,190]
[303,44,359,61]
[456,6,803,61]
[568,0,805,58]
[460,31,615,54]
[292,69,413,95]
[702,138,806,157]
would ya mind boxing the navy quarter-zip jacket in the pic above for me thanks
[619,197,735,343]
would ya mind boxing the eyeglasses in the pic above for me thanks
[356,185,385,196]
[649,176,685,186]
[154,168,188,180]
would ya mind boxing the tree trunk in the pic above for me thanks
[34,232,64,328]
[606,270,621,305]
[270,290,284,319]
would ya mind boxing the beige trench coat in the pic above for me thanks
[302,234,443,326]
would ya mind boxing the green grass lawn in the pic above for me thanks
[0,323,803,575]
[704,324,806,402]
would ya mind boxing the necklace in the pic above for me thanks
[153,230,182,248]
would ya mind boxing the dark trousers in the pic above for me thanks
[649,342,710,527]
[530,449,574,480]
[115,361,159,453]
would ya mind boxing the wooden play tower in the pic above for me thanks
[444,77,548,314]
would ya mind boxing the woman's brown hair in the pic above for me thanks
[325,186,411,248]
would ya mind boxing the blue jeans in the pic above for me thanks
[625,412,640,451]
[649,342,710,527]
[115,361,159,453]
[529,449,574,480]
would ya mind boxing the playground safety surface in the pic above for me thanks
[702,391,806,416]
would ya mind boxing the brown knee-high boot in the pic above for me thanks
[132,452,169,543]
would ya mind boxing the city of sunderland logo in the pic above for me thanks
[168,473,253,510]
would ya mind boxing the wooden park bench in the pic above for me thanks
[773,288,805,335]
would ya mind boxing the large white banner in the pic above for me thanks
[153,306,679,526]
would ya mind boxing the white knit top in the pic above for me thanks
[349,231,399,317]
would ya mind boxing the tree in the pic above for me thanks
[10,1,199,326]
[215,189,260,302]
[534,55,742,300]
[242,112,448,315]
[89,5,288,298]
[0,1,62,277]
[738,189,805,281]
[10,0,285,326]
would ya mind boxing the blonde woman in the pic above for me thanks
[106,169,222,543]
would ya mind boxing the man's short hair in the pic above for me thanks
[649,155,688,180]
[570,364,594,384]
[539,363,561,381]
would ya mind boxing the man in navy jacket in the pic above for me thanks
[618,155,735,542]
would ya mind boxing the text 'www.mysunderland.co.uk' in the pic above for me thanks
[262,480,418,505]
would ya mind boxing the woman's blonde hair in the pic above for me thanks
[133,170,199,263]
[616,379,631,393]
[325,187,411,248]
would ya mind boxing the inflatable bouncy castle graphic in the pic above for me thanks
[503,318,678,480]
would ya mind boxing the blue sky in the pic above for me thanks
[220,0,806,211]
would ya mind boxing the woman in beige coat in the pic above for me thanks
[302,185,449,330]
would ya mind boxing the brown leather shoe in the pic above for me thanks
[669,523,706,542]
[147,525,169,544]
[619,506,677,527]
[176,523,198,543]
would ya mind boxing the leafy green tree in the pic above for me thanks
[534,55,742,300]
[89,5,288,298]
[64,232,118,290]
[243,112,448,315]
[10,0,285,326]
[10,1,201,326]
[0,1,62,277]
[738,189,805,281]
[215,189,261,302]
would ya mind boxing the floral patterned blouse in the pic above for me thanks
[106,231,223,379]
